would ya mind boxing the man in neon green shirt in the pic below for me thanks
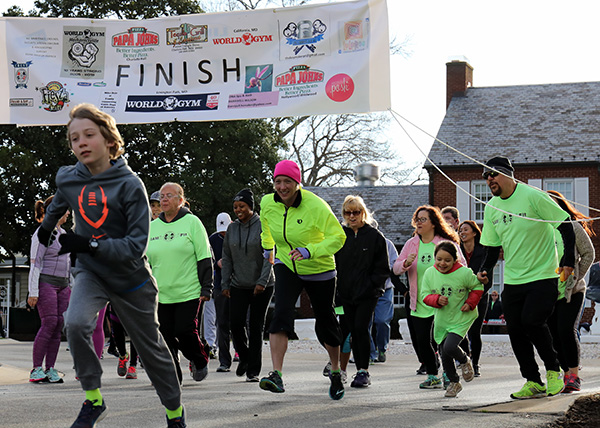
[477,156,575,400]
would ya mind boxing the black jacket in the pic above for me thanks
[461,242,493,293]
[486,299,503,320]
[335,223,389,303]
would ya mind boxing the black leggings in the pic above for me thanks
[412,315,438,375]
[459,292,489,367]
[548,292,584,372]
[343,297,379,371]
[112,319,139,366]
[441,333,468,382]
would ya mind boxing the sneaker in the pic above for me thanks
[377,351,387,363]
[442,372,450,390]
[236,361,248,377]
[190,361,208,382]
[117,353,129,377]
[29,366,47,383]
[126,366,137,379]
[70,399,107,428]
[233,352,240,362]
[458,357,475,382]
[445,381,463,397]
[350,370,371,388]
[474,365,481,377]
[246,374,260,382]
[563,374,581,393]
[329,371,345,400]
[259,371,285,393]
[419,374,442,389]
[166,406,186,428]
[322,361,332,377]
[341,370,348,384]
[46,367,64,383]
[416,363,427,375]
[216,365,230,373]
[510,380,546,399]
[546,370,565,396]
[209,349,218,360]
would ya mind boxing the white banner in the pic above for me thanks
[0,0,390,126]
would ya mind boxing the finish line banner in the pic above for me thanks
[0,0,390,126]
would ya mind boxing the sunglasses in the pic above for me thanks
[343,210,362,217]
[482,170,500,179]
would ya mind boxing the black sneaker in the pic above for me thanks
[190,361,208,382]
[166,406,186,428]
[416,363,427,375]
[350,370,371,388]
[329,371,345,400]
[259,371,285,393]
[70,399,107,428]
[236,361,248,377]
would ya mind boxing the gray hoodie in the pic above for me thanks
[42,158,153,293]
[221,212,274,290]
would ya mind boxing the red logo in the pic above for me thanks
[325,74,354,102]
[78,185,109,229]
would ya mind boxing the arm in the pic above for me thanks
[28,229,45,307]
[557,221,575,272]
[477,245,501,283]
[197,258,214,300]
[574,222,595,281]
[192,218,214,300]
[370,234,391,288]
[423,294,443,308]
[220,231,233,293]
[393,238,416,275]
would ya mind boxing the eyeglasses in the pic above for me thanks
[159,193,178,200]
[343,210,362,217]
[482,170,499,179]
[415,217,430,223]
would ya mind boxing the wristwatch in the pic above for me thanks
[89,238,99,254]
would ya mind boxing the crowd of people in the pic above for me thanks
[26,103,597,427]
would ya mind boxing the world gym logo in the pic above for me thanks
[125,93,219,112]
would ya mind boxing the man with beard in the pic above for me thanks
[477,156,575,400]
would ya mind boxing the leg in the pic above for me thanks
[229,287,252,370]
[46,284,71,369]
[91,306,107,359]
[214,291,232,369]
[32,282,60,368]
[556,293,584,375]
[467,292,488,369]
[441,333,468,382]
[374,288,394,359]
[345,298,379,371]
[412,315,438,375]
[171,298,209,369]
[247,286,274,377]
[202,298,217,351]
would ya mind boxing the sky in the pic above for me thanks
[10,0,600,182]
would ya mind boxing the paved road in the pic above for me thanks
[2,338,599,428]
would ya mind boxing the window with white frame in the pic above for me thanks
[544,179,573,201]
[471,181,493,221]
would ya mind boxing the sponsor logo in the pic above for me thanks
[77,82,92,86]
[112,27,159,47]
[37,81,70,112]
[325,73,354,102]
[125,93,219,112]
[212,33,272,46]
[11,61,32,89]
[166,24,208,45]
[64,29,105,37]
[9,98,34,107]
[275,65,324,87]
[64,28,104,69]
[93,82,107,87]
[282,19,326,55]
[341,20,368,53]
[245,65,273,93]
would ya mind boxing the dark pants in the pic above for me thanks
[548,292,584,372]
[405,294,420,360]
[111,316,139,366]
[269,264,342,347]
[214,291,232,368]
[502,279,560,383]
[412,315,438,375]
[441,333,468,382]
[158,298,209,383]
[459,292,489,367]
[343,297,379,371]
[230,286,274,377]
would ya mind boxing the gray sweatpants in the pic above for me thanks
[64,269,181,410]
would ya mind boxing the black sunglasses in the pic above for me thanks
[482,170,499,179]
[343,210,362,216]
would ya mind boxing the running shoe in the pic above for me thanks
[259,371,285,393]
[236,361,248,377]
[442,372,450,389]
[445,381,463,398]
[216,365,230,373]
[190,361,208,382]
[322,361,332,377]
[329,371,345,400]
[510,380,546,399]
[117,353,129,377]
[233,352,240,362]
[46,367,63,383]
[341,370,348,384]
[377,351,387,363]
[546,370,565,396]
[563,374,581,393]
[70,399,106,428]
[166,406,186,428]
[246,374,260,382]
[29,367,47,383]
[458,357,475,382]
[474,365,481,377]
[126,366,137,379]
[419,374,442,389]
[350,370,371,388]
[416,363,427,375]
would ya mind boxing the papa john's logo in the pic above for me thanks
[78,185,109,229]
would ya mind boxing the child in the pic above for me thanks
[421,241,487,398]
[37,103,186,428]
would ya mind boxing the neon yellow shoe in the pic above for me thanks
[510,380,546,399]
[546,370,565,396]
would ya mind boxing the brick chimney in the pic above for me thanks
[446,60,473,109]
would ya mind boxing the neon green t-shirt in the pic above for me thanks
[480,183,568,284]
[412,241,435,319]
[147,213,212,304]
[421,265,484,344]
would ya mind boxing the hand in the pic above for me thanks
[289,249,305,261]
[37,226,52,247]
[222,289,230,298]
[254,285,265,295]
[460,303,471,312]
[27,296,38,309]
[200,295,210,302]
[477,271,488,283]
[438,295,448,306]
[217,259,222,269]
[558,266,574,282]
[58,234,90,255]
[405,253,416,268]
